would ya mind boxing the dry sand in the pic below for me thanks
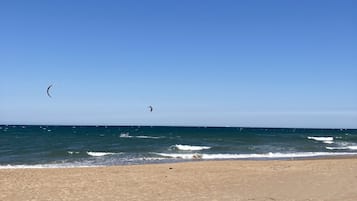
[1,158,357,201]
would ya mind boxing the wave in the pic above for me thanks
[173,144,211,151]
[119,133,132,138]
[307,136,334,144]
[86,152,116,157]
[155,152,357,160]
[119,133,161,139]
[326,146,357,150]
[67,151,80,155]
[0,164,100,169]
[138,157,169,161]
[135,135,161,139]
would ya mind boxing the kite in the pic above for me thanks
[47,84,53,98]
[148,106,153,112]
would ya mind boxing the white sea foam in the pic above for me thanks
[139,157,168,161]
[119,133,161,139]
[346,146,357,150]
[307,136,334,144]
[0,164,101,169]
[326,146,357,150]
[307,136,334,141]
[327,141,357,150]
[173,144,211,151]
[86,152,116,157]
[135,135,161,139]
[156,152,357,160]
[119,133,132,138]
[67,151,80,154]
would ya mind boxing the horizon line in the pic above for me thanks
[1,123,355,130]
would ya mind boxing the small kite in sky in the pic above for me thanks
[148,106,153,112]
[47,84,53,98]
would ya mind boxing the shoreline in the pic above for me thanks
[1,158,357,200]
[1,154,357,169]
[3,156,355,169]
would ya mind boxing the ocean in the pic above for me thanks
[1,125,357,168]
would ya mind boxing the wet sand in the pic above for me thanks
[1,158,357,201]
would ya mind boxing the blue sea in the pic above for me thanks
[1,125,357,168]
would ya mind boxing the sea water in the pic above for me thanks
[0,125,356,168]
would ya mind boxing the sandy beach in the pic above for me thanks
[1,158,357,201]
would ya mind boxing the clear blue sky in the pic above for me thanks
[0,0,356,128]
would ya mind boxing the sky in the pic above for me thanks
[0,0,356,128]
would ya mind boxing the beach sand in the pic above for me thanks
[1,158,357,201]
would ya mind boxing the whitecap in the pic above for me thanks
[326,146,357,150]
[67,151,80,154]
[326,147,346,150]
[307,136,334,144]
[156,153,203,159]
[348,146,357,150]
[173,144,211,151]
[135,135,161,139]
[119,133,161,139]
[119,133,132,138]
[86,151,116,157]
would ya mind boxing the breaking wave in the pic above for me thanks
[86,152,116,157]
[119,133,161,139]
[307,136,334,144]
[173,144,211,151]
[326,146,357,150]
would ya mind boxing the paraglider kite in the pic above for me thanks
[148,106,153,112]
[47,84,53,98]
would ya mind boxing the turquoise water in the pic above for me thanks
[1,125,357,168]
